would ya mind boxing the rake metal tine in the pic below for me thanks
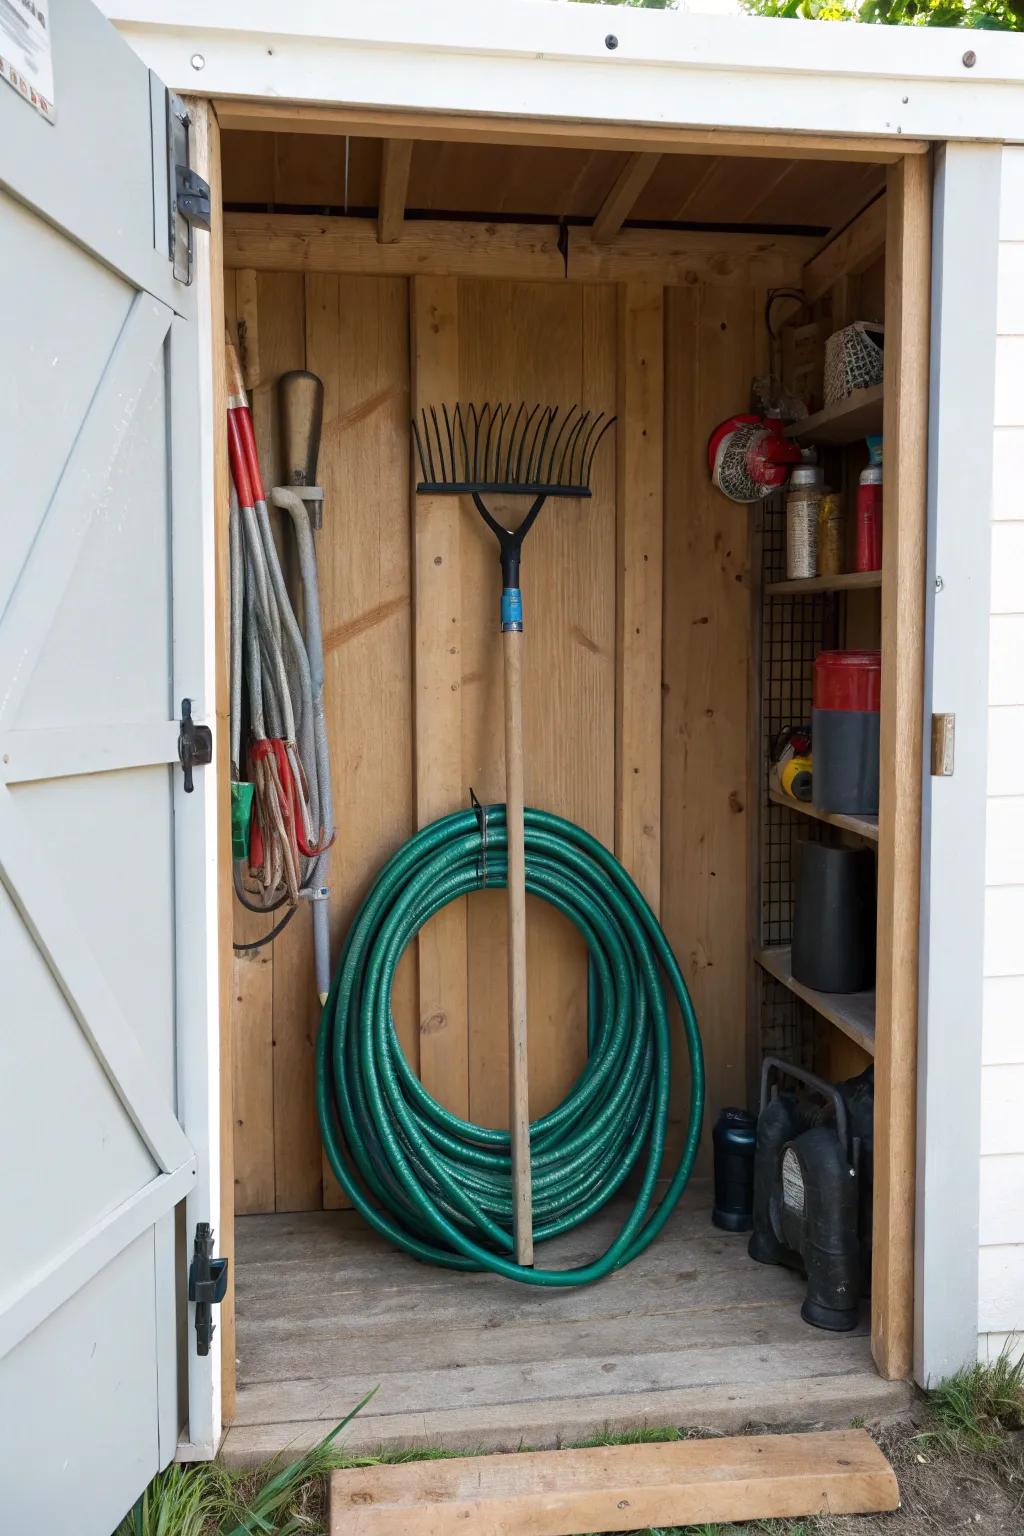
[491,403,512,483]
[428,406,445,482]
[562,410,591,487]
[504,402,526,484]
[412,414,429,482]
[468,403,482,483]
[574,411,604,487]
[583,414,617,487]
[488,405,506,482]
[528,406,558,486]
[545,403,579,487]
[440,403,457,483]
[514,404,543,485]
[522,405,551,486]
[455,403,473,484]
[552,403,583,485]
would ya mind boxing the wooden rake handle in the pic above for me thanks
[503,622,533,1267]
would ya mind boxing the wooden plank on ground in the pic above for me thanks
[329,1431,899,1535]
[615,282,664,912]
[410,276,469,1118]
[872,152,931,1383]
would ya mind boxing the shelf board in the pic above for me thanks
[784,384,884,446]
[768,788,879,843]
[765,568,882,597]
[755,944,876,1057]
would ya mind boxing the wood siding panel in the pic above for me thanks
[306,273,415,1205]
[661,284,756,1171]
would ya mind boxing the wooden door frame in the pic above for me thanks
[203,102,932,1420]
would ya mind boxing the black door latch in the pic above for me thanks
[189,1222,229,1357]
[178,698,213,793]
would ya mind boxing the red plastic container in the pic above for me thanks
[812,650,882,815]
[814,650,881,713]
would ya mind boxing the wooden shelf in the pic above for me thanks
[765,568,882,597]
[768,788,879,843]
[784,384,884,446]
[755,945,876,1056]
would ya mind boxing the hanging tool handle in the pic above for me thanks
[503,627,533,1266]
[279,370,324,488]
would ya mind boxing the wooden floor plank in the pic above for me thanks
[329,1430,899,1535]
[228,1197,912,1458]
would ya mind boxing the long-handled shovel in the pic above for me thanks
[412,402,615,1266]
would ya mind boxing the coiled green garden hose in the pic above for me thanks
[316,805,703,1286]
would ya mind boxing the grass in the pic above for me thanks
[114,1347,1024,1536]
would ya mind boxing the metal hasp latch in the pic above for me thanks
[178,698,213,793]
[188,1222,229,1357]
[931,712,955,776]
[167,91,211,285]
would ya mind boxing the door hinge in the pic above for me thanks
[178,698,213,793]
[931,712,955,776]
[188,1222,229,1357]
[167,91,211,285]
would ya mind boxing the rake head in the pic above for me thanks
[413,402,615,498]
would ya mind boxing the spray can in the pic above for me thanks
[786,465,824,580]
[855,465,883,572]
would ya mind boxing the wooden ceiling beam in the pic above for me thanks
[215,100,925,164]
[568,226,817,287]
[804,193,887,301]
[592,153,661,242]
[378,139,414,243]
[222,213,817,288]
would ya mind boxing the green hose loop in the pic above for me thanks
[316,806,704,1286]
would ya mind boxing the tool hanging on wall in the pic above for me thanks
[412,402,615,1265]
[227,336,335,1002]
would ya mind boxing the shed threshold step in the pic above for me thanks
[220,1371,913,1467]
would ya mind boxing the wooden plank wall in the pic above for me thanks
[228,271,756,1211]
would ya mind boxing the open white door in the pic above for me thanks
[0,0,220,1528]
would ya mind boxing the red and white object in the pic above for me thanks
[855,465,883,572]
[707,415,803,504]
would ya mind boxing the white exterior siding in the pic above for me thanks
[979,146,1024,1368]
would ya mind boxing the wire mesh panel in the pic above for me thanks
[757,495,832,1065]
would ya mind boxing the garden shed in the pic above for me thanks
[2,1,1022,1530]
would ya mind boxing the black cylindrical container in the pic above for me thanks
[712,1107,757,1232]
[792,842,876,993]
[812,650,881,815]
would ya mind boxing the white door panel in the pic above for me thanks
[0,0,217,1526]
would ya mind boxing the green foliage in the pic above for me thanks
[569,0,678,9]
[742,0,1024,28]
[115,1390,376,1536]
[926,1345,1024,1453]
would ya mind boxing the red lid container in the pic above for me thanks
[813,650,881,712]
